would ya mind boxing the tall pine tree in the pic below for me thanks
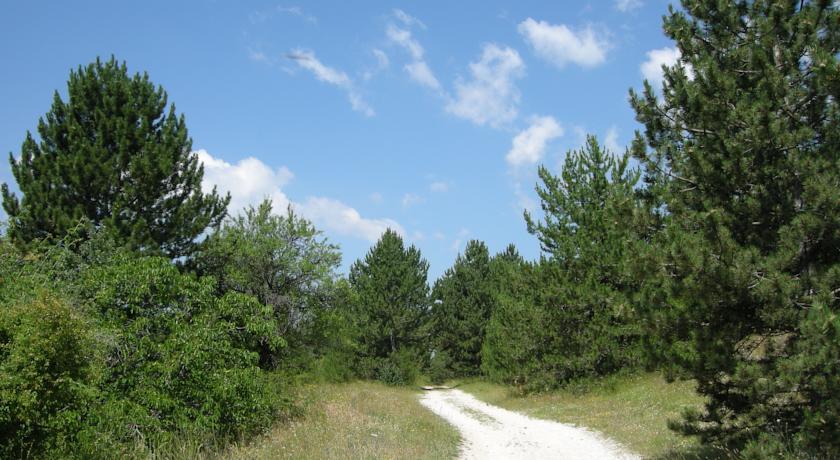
[631,0,840,453]
[2,57,228,258]
[524,136,646,382]
[431,239,494,376]
[349,229,430,358]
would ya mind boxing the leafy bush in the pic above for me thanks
[79,253,292,440]
[0,293,97,458]
[0,235,295,457]
[375,349,419,386]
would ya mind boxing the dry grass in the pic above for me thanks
[224,381,460,460]
[460,373,718,459]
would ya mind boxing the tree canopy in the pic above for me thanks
[1,56,228,258]
[630,0,840,453]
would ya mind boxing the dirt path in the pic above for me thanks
[419,389,640,460]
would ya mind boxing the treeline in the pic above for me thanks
[2,1,839,458]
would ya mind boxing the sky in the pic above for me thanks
[0,0,684,281]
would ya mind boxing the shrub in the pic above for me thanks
[0,293,97,458]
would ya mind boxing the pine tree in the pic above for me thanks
[630,0,840,453]
[481,245,543,387]
[349,229,430,358]
[430,239,494,376]
[523,136,646,381]
[1,56,228,258]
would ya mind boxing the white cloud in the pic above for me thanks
[387,24,424,61]
[615,0,643,12]
[386,21,441,91]
[446,44,525,127]
[517,18,609,69]
[411,230,426,241]
[373,49,389,68]
[604,126,621,153]
[433,231,446,240]
[640,46,692,89]
[363,49,390,81]
[286,49,375,116]
[402,193,425,208]
[393,8,426,29]
[197,149,401,242]
[197,149,293,213]
[429,181,449,193]
[347,93,375,116]
[405,61,441,91]
[369,192,384,204]
[286,49,349,85]
[298,197,404,241]
[505,116,563,167]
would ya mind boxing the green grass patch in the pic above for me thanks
[224,381,460,460]
[460,372,722,459]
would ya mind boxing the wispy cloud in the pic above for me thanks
[615,0,643,12]
[197,149,402,242]
[362,48,390,81]
[446,44,525,127]
[429,181,449,193]
[393,8,426,29]
[286,49,375,116]
[277,5,317,24]
[505,115,563,167]
[518,18,610,69]
[250,5,317,24]
[248,48,270,63]
[405,61,441,90]
[386,13,441,92]
[402,193,425,208]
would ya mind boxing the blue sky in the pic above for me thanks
[0,0,683,280]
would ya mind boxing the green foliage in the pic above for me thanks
[427,350,454,385]
[482,291,548,389]
[0,233,293,457]
[349,229,430,363]
[1,56,228,258]
[0,293,97,458]
[375,349,421,386]
[430,240,494,376]
[79,251,289,440]
[194,199,341,370]
[489,137,647,390]
[630,0,840,452]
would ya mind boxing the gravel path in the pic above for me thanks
[419,389,640,460]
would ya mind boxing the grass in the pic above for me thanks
[459,372,722,459]
[224,381,460,460]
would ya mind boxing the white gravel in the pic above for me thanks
[419,389,640,460]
